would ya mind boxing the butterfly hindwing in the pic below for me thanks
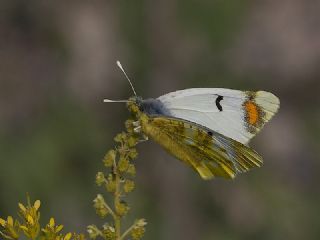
[139,114,263,180]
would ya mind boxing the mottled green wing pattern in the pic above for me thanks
[140,115,262,180]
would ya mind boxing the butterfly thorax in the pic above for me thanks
[127,96,171,118]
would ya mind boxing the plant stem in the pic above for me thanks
[102,202,116,220]
[114,161,121,239]
[119,222,136,240]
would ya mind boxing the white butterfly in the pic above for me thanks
[104,61,280,179]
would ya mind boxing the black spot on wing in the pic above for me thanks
[215,95,223,111]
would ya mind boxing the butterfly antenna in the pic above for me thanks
[116,60,137,96]
[103,99,130,103]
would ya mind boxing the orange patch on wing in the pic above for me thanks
[245,101,259,125]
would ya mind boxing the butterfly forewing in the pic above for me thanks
[139,114,263,180]
[158,88,280,144]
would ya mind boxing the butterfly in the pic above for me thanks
[104,61,280,180]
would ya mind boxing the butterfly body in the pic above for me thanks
[124,88,279,180]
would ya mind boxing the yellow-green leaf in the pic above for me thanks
[49,218,55,227]
[18,203,26,213]
[64,232,72,240]
[7,216,13,226]
[0,218,6,227]
[56,225,64,232]
[34,200,41,210]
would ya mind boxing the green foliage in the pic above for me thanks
[89,119,147,240]
[0,119,146,240]
[0,196,85,240]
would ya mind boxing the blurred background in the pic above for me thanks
[1,0,320,239]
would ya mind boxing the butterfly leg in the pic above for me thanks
[132,120,148,142]
[137,134,148,144]
[132,121,140,127]
[134,126,141,133]
[133,126,149,143]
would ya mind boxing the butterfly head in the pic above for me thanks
[126,96,142,117]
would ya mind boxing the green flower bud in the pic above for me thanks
[115,201,129,217]
[103,150,116,168]
[93,195,108,218]
[127,164,136,176]
[123,180,135,193]
[102,224,116,240]
[135,218,147,227]
[105,174,116,193]
[114,132,127,143]
[127,136,138,147]
[87,225,101,239]
[131,219,146,240]
[125,120,134,133]
[128,149,138,159]
[95,172,105,186]
[131,227,145,240]
[118,158,130,173]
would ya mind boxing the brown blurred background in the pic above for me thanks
[1,0,320,239]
